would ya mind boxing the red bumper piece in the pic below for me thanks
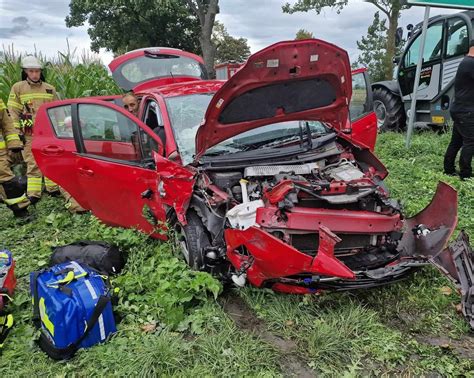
[257,206,403,234]
[225,225,355,288]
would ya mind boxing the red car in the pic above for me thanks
[32,40,473,327]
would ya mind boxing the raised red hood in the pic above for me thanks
[108,47,208,92]
[194,39,352,160]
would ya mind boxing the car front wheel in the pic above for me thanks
[173,210,210,271]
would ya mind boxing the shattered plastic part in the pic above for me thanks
[398,182,458,259]
[225,226,355,288]
[436,232,474,330]
[226,200,264,230]
[153,152,195,224]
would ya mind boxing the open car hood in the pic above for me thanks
[194,39,352,160]
[108,47,208,92]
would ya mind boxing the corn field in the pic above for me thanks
[0,44,121,102]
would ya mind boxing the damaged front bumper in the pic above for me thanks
[225,182,474,329]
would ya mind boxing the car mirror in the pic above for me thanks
[393,56,401,65]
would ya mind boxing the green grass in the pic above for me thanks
[1,131,473,376]
[0,198,279,376]
[1,49,474,376]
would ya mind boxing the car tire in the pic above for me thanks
[174,210,210,271]
[373,87,406,131]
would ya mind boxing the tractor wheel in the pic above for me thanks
[173,209,210,271]
[373,87,406,131]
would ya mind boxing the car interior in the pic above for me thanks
[143,101,166,154]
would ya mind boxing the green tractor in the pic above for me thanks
[372,10,474,131]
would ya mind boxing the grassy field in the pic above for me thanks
[0,131,473,377]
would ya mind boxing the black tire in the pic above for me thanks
[373,87,406,131]
[174,210,210,271]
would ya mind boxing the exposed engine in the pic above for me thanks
[194,141,404,274]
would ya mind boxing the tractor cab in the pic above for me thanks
[373,11,474,131]
[109,47,209,92]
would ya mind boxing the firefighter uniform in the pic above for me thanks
[7,77,59,201]
[59,187,87,214]
[0,99,29,217]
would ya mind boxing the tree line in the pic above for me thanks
[66,0,409,81]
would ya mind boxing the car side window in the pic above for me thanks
[350,72,369,121]
[446,18,469,58]
[404,22,443,67]
[47,105,73,139]
[142,101,165,156]
[77,104,142,162]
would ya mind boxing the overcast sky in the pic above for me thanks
[0,0,459,66]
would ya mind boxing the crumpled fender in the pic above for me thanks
[397,182,474,330]
[397,182,457,260]
[153,152,195,224]
[225,225,355,287]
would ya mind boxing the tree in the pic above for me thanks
[354,12,388,82]
[213,22,251,63]
[185,0,220,77]
[295,29,315,40]
[65,0,201,56]
[283,0,408,80]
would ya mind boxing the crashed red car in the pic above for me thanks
[32,41,473,328]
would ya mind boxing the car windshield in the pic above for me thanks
[116,55,206,89]
[165,93,331,165]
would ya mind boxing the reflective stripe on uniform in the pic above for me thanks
[20,119,33,128]
[0,100,6,110]
[19,93,54,102]
[5,134,20,142]
[12,121,21,129]
[3,194,27,206]
[27,177,42,191]
[0,141,5,149]
[7,99,23,110]
[44,178,57,188]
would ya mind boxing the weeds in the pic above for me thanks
[0,43,120,102]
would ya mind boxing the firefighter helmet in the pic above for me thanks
[21,56,42,69]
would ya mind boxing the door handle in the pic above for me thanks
[41,145,65,155]
[78,167,94,177]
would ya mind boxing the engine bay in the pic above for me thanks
[194,139,404,272]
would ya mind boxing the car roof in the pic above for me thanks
[139,80,224,98]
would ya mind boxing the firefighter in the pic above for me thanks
[7,56,59,204]
[0,99,29,218]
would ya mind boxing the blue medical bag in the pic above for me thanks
[30,261,116,360]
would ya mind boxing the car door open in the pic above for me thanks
[33,99,167,238]
[350,69,377,151]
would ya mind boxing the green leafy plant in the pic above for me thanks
[0,44,121,103]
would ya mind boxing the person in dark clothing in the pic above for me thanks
[443,40,474,180]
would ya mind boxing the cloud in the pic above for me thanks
[12,16,28,24]
[0,15,31,38]
[0,0,112,63]
[218,0,458,62]
[0,0,462,66]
